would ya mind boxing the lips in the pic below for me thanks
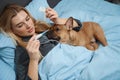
[28,28,33,33]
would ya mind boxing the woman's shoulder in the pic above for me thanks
[15,45,29,65]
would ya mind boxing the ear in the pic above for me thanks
[65,17,73,30]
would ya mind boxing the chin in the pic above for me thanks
[25,33,34,37]
[30,31,35,35]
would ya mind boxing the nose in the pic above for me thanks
[24,21,30,29]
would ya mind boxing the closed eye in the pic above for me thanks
[16,23,24,28]
[26,16,30,21]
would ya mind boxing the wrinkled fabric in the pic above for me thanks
[39,0,120,80]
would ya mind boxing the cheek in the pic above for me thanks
[12,27,26,36]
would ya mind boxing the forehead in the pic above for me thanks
[11,10,28,24]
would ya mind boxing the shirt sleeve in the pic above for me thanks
[15,46,42,80]
[14,46,29,80]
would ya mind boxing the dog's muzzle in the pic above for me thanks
[46,31,60,41]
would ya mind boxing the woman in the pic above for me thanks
[0,4,78,80]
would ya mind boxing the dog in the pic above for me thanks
[46,17,108,50]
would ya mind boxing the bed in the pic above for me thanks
[0,0,120,80]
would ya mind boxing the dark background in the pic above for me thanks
[0,0,31,14]
[0,0,119,15]
[0,0,61,15]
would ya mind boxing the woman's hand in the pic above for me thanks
[26,35,42,63]
[45,7,59,23]
[26,35,43,80]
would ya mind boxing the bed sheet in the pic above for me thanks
[38,0,120,80]
[0,33,16,80]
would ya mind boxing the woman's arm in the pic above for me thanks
[27,53,42,80]
[15,36,42,80]
[26,35,42,80]
[15,48,41,80]
[45,8,78,27]
[27,60,39,80]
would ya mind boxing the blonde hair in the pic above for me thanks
[0,4,50,48]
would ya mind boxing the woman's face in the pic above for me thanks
[11,10,35,37]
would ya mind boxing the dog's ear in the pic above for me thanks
[65,17,73,30]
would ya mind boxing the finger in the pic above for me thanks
[33,40,40,49]
[26,42,38,54]
[27,36,35,48]
[45,8,51,14]
[48,13,54,18]
[45,12,49,18]
[27,36,37,49]
[36,41,40,49]
[30,40,39,49]
[29,35,36,42]
[49,15,57,20]
[46,8,55,14]
[46,7,52,11]
[26,41,34,51]
[46,11,56,18]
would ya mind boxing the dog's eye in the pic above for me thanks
[56,28,59,31]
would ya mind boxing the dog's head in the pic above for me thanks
[46,17,74,43]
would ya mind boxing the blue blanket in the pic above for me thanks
[38,0,120,80]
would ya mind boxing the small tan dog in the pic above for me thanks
[46,17,108,50]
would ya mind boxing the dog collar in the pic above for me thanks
[72,18,82,32]
[72,27,81,32]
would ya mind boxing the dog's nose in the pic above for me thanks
[46,31,60,41]
[46,31,52,38]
